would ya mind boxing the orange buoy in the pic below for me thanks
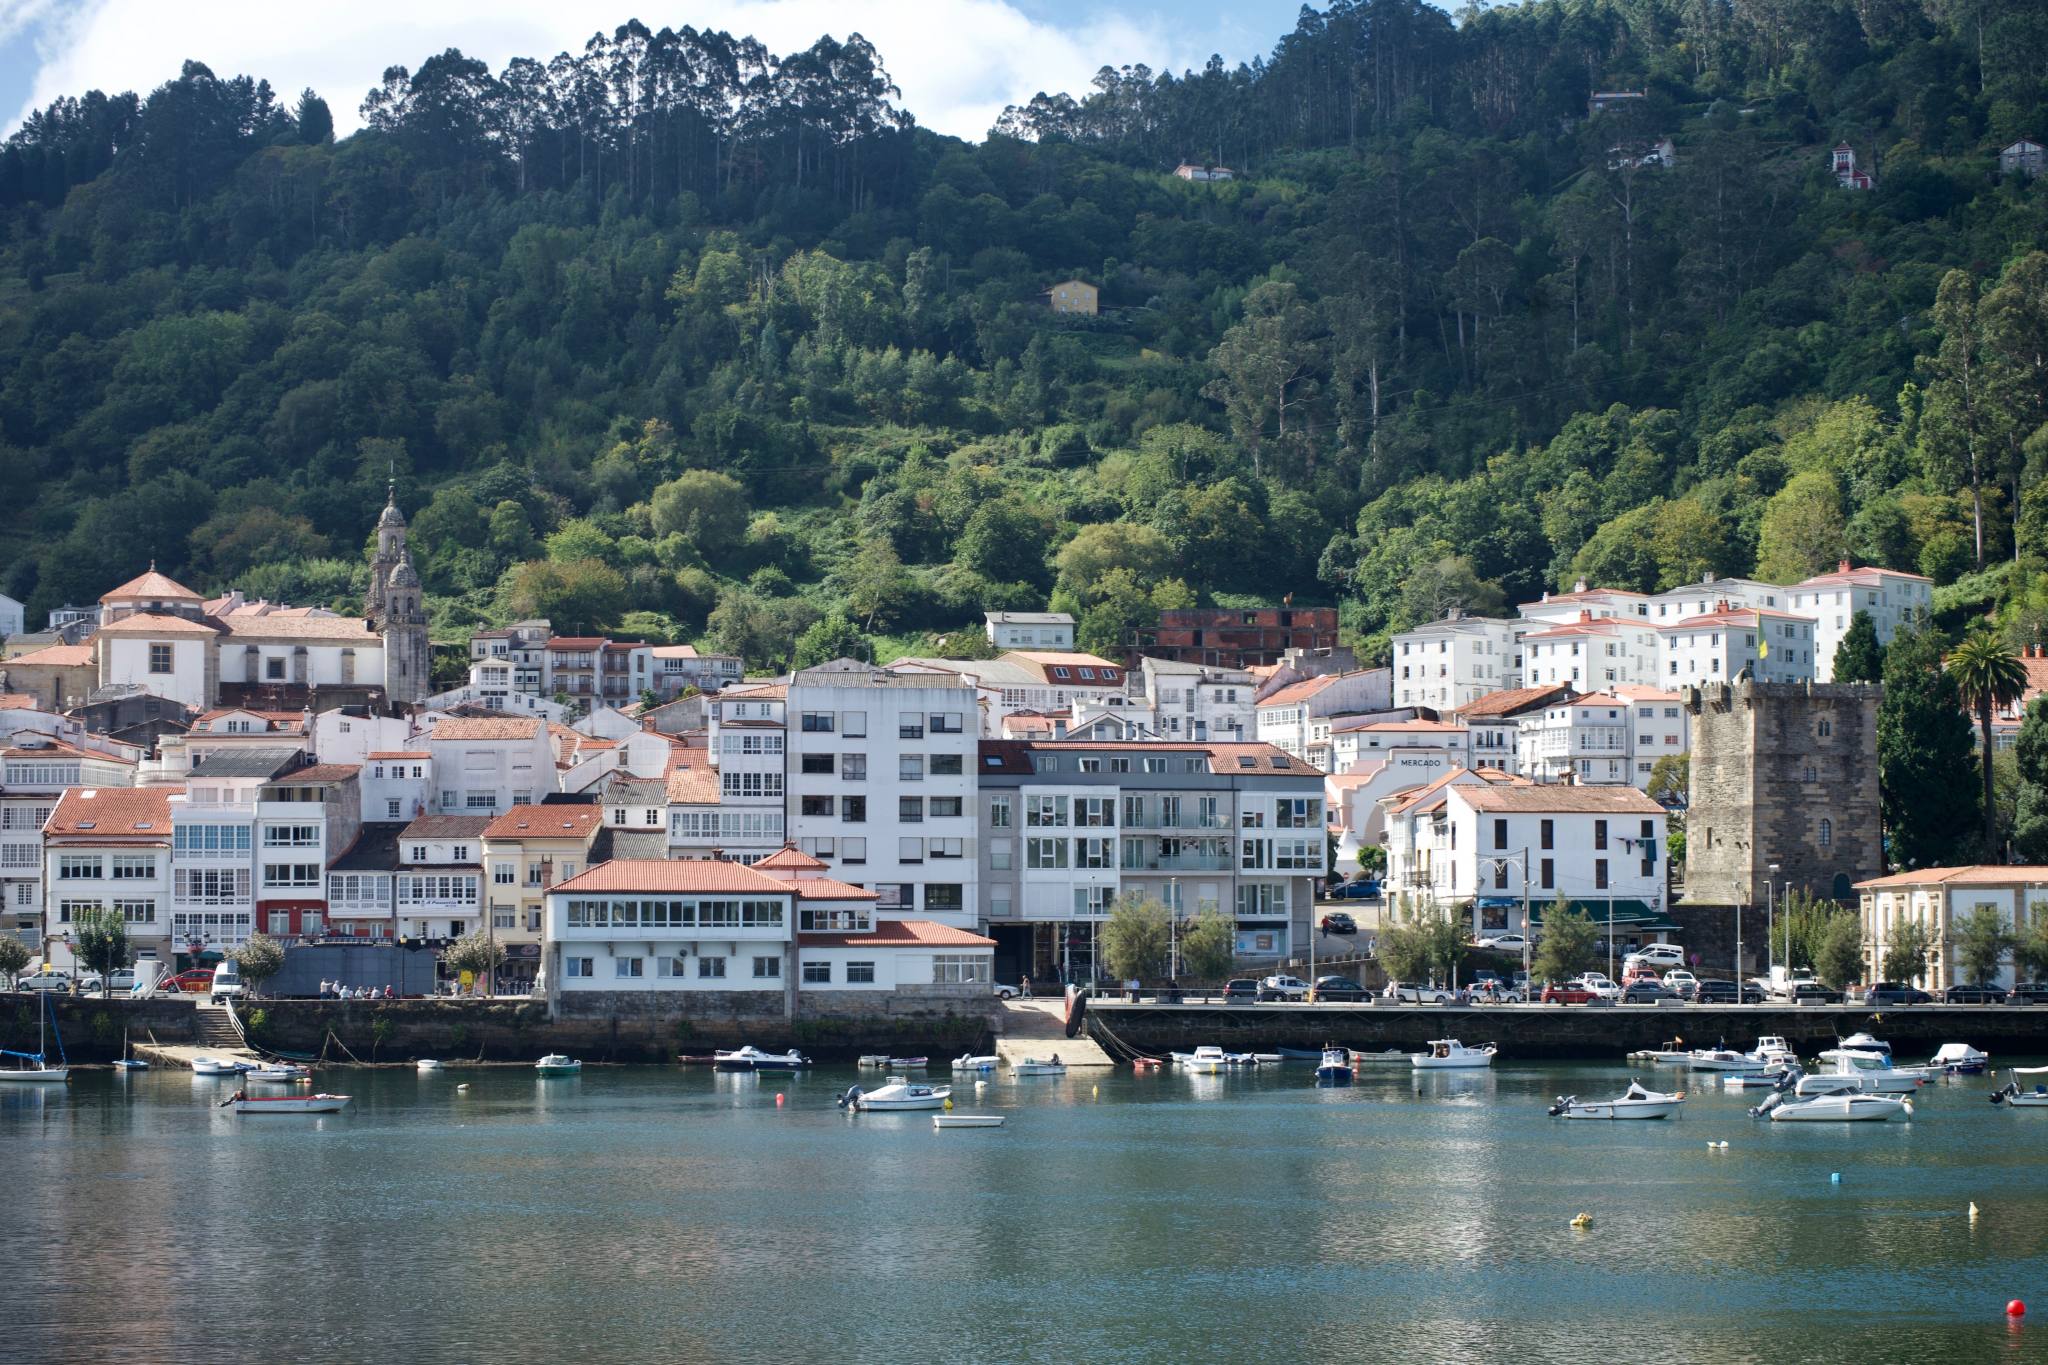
[2008,1300,2026,1318]
[775,1093,785,1106]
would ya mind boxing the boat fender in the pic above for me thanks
[775,1093,784,1106]
[1830,1172,1841,1184]
[942,1098,953,1110]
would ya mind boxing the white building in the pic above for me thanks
[395,815,487,940]
[1617,686,1689,789]
[1517,584,1652,626]
[0,592,22,641]
[1658,605,1817,687]
[1516,695,1635,785]
[1137,658,1254,742]
[984,612,1075,651]
[426,716,555,816]
[1856,866,2048,991]
[1327,718,1474,775]
[362,750,431,825]
[1383,780,1670,944]
[1648,575,1788,622]
[93,613,217,711]
[4,735,139,949]
[1521,615,1663,691]
[1787,563,1934,681]
[650,644,744,697]
[785,664,979,928]
[704,682,787,862]
[1253,668,1393,767]
[1449,684,1574,775]
[43,785,175,970]
[1391,615,1527,710]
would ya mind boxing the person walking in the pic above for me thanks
[1020,973,1032,1000]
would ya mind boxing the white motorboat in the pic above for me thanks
[1315,1046,1354,1085]
[224,1090,352,1114]
[1808,1061,1922,1094]
[245,1063,311,1083]
[1751,1036,1799,1067]
[1724,1070,1790,1089]
[1991,1067,2048,1107]
[1549,1080,1686,1120]
[1411,1039,1495,1070]
[1818,1049,1937,1082]
[1627,1039,1694,1064]
[1837,1031,1891,1055]
[1687,1047,1770,1073]
[0,992,68,1083]
[712,1046,812,1072]
[951,1054,998,1072]
[416,1059,444,1071]
[838,1077,951,1111]
[1173,1046,1231,1074]
[858,1055,892,1068]
[933,1114,1005,1128]
[1010,1057,1067,1076]
[1929,1043,1990,1075]
[1350,1048,1413,1067]
[190,1057,246,1076]
[1752,1090,1911,1122]
[535,1054,581,1076]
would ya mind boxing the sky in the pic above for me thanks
[0,0,1313,143]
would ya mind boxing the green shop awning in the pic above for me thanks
[1526,899,1679,933]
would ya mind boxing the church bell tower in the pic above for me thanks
[368,484,428,707]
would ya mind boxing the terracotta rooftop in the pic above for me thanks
[1455,785,1665,814]
[1657,606,1815,631]
[665,765,720,804]
[100,569,202,603]
[1256,674,1342,707]
[483,804,603,840]
[552,858,794,895]
[46,786,175,837]
[1856,866,2048,889]
[430,717,544,741]
[755,845,829,872]
[1795,562,1932,589]
[218,614,378,642]
[5,644,93,667]
[800,919,995,949]
[95,613,219,637]
[1452,684,1575,720]
[0,693,38,710]
[284,764,362,783]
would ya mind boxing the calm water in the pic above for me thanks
[3,1059,2045,1364]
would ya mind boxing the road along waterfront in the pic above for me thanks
[4,1058,2046,1363]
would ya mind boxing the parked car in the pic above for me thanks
[1310,976,1368,1002]
[1540,982,1596,1004]
[74,972,104,994]
[1768,968,1820,1000]
[1787,982,1845,1004]
[1571,973,1621,1001]
[992,982,1019,999]
[1470,970,1507,992]
[15,969,71,992]
[2009,980,2048,1005]
[1318,912,1358,936]
[1689,978,1765,1004]
[1621,964,1663,986]
[1385,981,1458,1005]
[1943,982,2009,1005]
[1473,932,1530,952]
[1469,980,1525,1004]
[1859,981,1933,1006]
[1221,979,1260,1003]
[106,968,137,993]
[1258,975,1311,1002]
[1620,979,1675,1003]
[1662,970,1700,996]
[162,969,215,994]
[1334,879,1382,900]
[1624,943,1685,968]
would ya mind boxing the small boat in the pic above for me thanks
[1173,1046,1231,1074]
[416,1059,444,1071]
[889,1056,929,1069]
[1929,1043,1990,1075]
[1628,1038,1694,1064]
[190,1057,245,1076]
[1817,1049,1937,1082]
[0,993,70,1083]
[246,1063,311,1083]
[1991,1067,2048,1107]
[1411,1039,1495,1070]
[535,1054,582,1076]
[1838,1031,1891,1056]
[675,1054,720,1066]
[713,1047,812,1072]
[951,1054,998,1072]
[1805,1062,1922,1095]
[1349,1048,1412,1067]
[838,1077,951,1111]
[1247,1053,1285,1066]
[1011,1057,1067,1076]
[1687,1047,1769,1073]
[1549,1080,1686,1120]
[1752,1090,1911,1122]
[1131,1056,1165,1070]
[1751,1035,1799,1067]
[1315,1046,1354,1085]
[857,1055,892,1068]
[933,1114,1005,1128]
[1724,1070,1789,1089]
[112,1059,149,1072]
[223,1090,352,1114]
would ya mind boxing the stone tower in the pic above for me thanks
[367,485,428,708]
[1682,679,1882,906]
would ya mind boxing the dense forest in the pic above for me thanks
[1,0,2047,674]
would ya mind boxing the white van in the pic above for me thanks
[1624,943,1685,969]
[209,960,245,1003]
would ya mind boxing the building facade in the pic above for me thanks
[1785,563,1933,682]
[1391,615,1527,711]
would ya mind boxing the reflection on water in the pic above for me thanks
[2,1061,2045,1363]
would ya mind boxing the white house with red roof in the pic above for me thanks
[1326,717,1474,774]
[1657,604,1816,686]
[1515,693,1639,786]
[42,785,176,971]
[1517,582,1653,627]
[1648,575,1788,621]
[1785,561,1932,681]
[1522,613,1663,691]
[1253,667,1392,766]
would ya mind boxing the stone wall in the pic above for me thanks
[1684,679,1882,905]
[0,993,198,1062]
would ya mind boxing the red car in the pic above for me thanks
[162,968,215,994]
[1540,982,1595,1004]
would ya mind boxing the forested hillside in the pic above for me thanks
[2,0,2046,669]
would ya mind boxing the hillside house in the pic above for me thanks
[1043,279,1098,315]
[1173,163,1234,182]
[2001,140,2045,177]
[1832,143,1875,190]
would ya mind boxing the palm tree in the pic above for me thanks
[1947,628,2028,852]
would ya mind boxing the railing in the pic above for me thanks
[1121,815,1228,831]
[1125,856,1233,873]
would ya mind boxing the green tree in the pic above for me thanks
[1881,921,1933,984]
[1919,269,2006,569]
[1813,910,1865,990]
[1878,624,1982,867]
[1379,903,1467,985]
[1832,611,1885,683]
[0,937,28,986]
[2014,901,2048,980]
[1201,280,1321,478]
[72,907,130,988]
[229,934,285,997]
[839,536,912,630]
[1755,470,1847,582]
[2013,698,2048,861]
[1531,900,1600,984]
[1947,627,2027,852]
[1954,905,2016,986]
[954,499,1047,588]
[791,611,874,670]
[1646,754,1688,805]
[501,558,627,634]
[650,470,750,561]
[444,930,507,995]
[1101,895,1171,982]
[1354,845,1387,877]
[1177,908,1237,983]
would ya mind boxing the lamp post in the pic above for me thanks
[1765,863,1781,985]
[1734,881,1743,995]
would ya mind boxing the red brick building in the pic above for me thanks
[1123,607,1339,669]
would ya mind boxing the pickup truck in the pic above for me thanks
[1572,973,1621,1001]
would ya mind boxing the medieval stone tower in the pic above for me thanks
[368,485,429,707]
[1682,679,1883,907]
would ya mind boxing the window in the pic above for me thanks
[1076,838,1114,869]
[801,713,835,733]
[57,899,97,924]
[1493,818,1508,851]
[899,755,924,781]
[841,754,866,781]
[1540,858,1554,890]
[148,644,173,674]
[386,800,402,819]
[899,836,924,863]
[1595,859,1609,890]
[697,956,727,979]
[1026,795,1068,827]
[721,772,784,798]
[263,864,321,889]
[932,955,988,984]
[751,955,781,979]
[929,837,965,859]
[840,711,867,738]
[492,908,516,929]
[802,962,831,984]
[930,712,964,733]
[174,868,251,904]
[842,796,866,823]
[930,796,963,819]
[898,796,923,823]
[801,753,835,775]
[930,754,963,776]
[801,795,835,818]
[874,884,911,911]
[846,962,876,984]
[565,957,594,979]
[1027,838,1069,869]
[1540,820,1554,851]
[263,824,319,847]
[1594,820,1607,850]
[990,839,1012,871]
[1494,863,1508,889]
[899,719,924,740]
[840,837,866,864]
[58,856,103,880]
[1819,817,1832,848]
[110,855,156,879]
[989,797,1012,829]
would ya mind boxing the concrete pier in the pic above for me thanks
[995,999,1113,1068]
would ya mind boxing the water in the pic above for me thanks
[3,1060,2045,1364]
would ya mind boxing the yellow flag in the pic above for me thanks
[1759,638,1769,659]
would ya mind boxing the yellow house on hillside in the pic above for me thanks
[1044,279,1098,315]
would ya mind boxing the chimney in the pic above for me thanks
[1579,610,1592,623]
[1837,560,1850,573]
[1702,572,1715,585]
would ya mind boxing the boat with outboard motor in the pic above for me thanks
[1173,1046,1233,1073]
[535,1054,582,1076]
[245,1062,311,1083]
[1627,1038,1695,1064]
[838,1076,951,1111]
[951,1054,998,1073]
[222,1089,352,1114]
[1750,1069,1911,1120]
[190,1056,247,1076]
[1315,1046,1354,1085]
[1548,1080,1686,1120]
[1411,1039,1495,1070]
[713,1046,812,1072]
[1010,1056,1066,1076]
[1991,1067,2048,1107]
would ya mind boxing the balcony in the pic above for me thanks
[1120,814,1226,831]
[1125,855,1232,873]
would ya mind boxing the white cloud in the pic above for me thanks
[5,0,1222,142]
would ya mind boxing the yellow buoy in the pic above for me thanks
[943,1097,953,1110]
[1570,1212,1593,1230]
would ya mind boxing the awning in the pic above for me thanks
[1526,899,1679,933]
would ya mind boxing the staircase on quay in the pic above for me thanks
[133,1001,260,1070]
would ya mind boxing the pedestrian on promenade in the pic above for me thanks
[1020,973,1032,999]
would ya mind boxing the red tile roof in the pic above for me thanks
[1452,685,1574,720]
[286,764,361,783]
[1257,674,1342,707]
[1795,563,1932,588]
[430,717,544,741]
[1456,784,1664,814]
[100,569,202,603]
[799,919,994,948]
[95,613,219,636]
[1856,866,2048,889]
[665,766,720,804]
[755,846,828,871]
[482,804,603,840]
[5,644,93,667]
[0,693,38,710]
[46,786,174,838]
[553,858,791,895]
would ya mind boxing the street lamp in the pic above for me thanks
[1766,863,1781,984]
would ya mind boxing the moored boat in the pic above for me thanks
[190,1057,245,1076]
[1929,1042,1990,1075]
[1172,1046,1232,1073]
[1687,1047,1768,1073]
[416,1059,444,1071]
[535,1054,582,1076]
[1628,1038,1694,1064]
[1991,1067,2048,1107]
[951,1054,998,1072]
[223,1089,352,1114]
[933,1113,1004,1128]
[1751,1090,1910,1122]
[1549,1080,1686,1120]
[1315,1046,1354,1085]
[713,1046,812,1072]
[246,1063,311,1083]
[838,1077,950,1111]
[1010,1056,1066,1076]
[1411,1039,1495,1070]
[1349,1048,1411,1067]
[1131,1056,1165,1070]
[0,993,70,1083]
[857,1055,892,1068]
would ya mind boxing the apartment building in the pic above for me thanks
[1135,658,1254,742]
[984,612,1075,651]
[1517,584,1652,626]
[1390,614,1527,710]
[1521,614,1663,691]
[326,823,402,940]
[1658,606,1817,687]
[1328,718,1475,774]
[650,644,743,698]
[43,785,175,970]
[976,740,1324,983]
[1253,668,1392,767]
[482,804,603,991]
[1649,575,1787,621]
[704,682,787,862]
[1787,562,1934,681]
[426,715,553,816]
[395,815,488,940]
[1856,866,2048,991]
[784,665,979,928]
[3,734,138,948]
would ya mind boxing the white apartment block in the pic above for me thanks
[361,750,432,825]
[1391,616,1527,711]
[1521,615,1663,692]
[1649,575,1787,621]
[1138,658,1254,742]
[1658,607,1816,687]
[395,815,487,940]
[1618,687,1689,789]
[703,683,787,861]
[1787,563,1934,681]
[1518,584,1652,626]
[1515,695,1635,786]
[3,735,138,948]
[44,786,174,970]
[425,716,554,816]
[1254,668,1393,767]
[785,665,979,927]
[985,612,1075,651]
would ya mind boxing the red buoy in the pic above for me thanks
[2008,1300,2026,1318]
